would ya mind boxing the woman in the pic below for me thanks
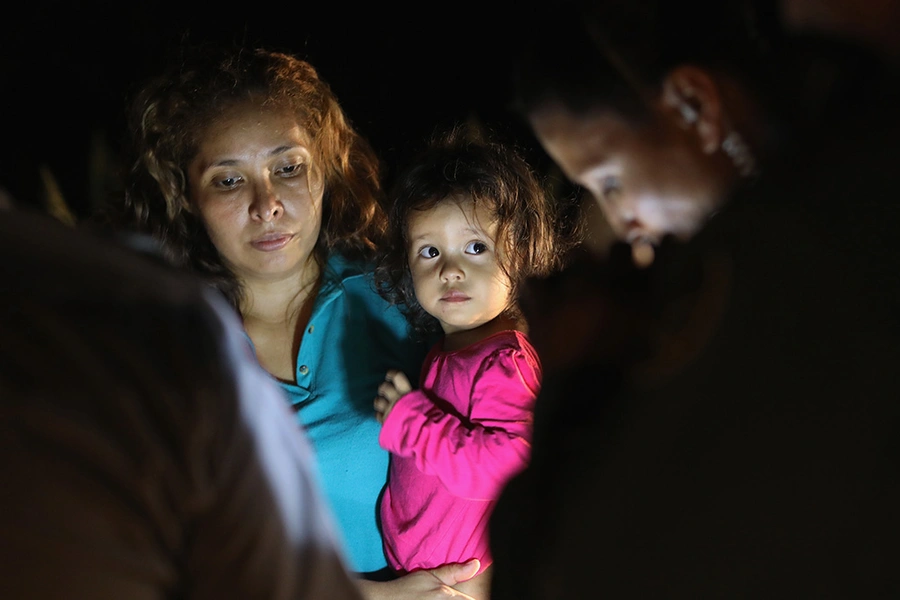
[102,45,482,599]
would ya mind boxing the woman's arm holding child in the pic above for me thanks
[356,560,481,600]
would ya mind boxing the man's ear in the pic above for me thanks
[659,65,724,154]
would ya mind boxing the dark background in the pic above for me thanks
[2,2,559,219]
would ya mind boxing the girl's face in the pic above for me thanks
[188,102,324,287]
[528,100,729,254]
[407,197,513,336]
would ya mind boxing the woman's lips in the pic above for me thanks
[251,233,294,252]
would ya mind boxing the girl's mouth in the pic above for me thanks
[441,290,470,302]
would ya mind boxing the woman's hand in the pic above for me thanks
[356,560,481,599]
[374,369,412,424]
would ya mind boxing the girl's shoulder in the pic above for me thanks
[444,330,539,363]
[486,330,540,362]
[466,330,543,385]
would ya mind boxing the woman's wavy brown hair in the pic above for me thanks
[375,123,581,336]
[104,45,387,309]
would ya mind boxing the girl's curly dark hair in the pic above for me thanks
[99,45,387,309]
[376,123,581,336]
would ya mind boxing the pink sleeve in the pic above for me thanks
[379,348,539,500]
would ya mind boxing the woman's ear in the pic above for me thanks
[302,146,325,195]
[308,163,325,198]
[659,65,725,154]
[179,196,195,215]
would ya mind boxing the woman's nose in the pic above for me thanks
[250,184,283,222]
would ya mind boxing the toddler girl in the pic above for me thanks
[373,126,572,598]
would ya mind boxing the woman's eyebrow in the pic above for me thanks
[269,144,300,157]
[205,145,303,169]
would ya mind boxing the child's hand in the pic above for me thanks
[374,369,411,424]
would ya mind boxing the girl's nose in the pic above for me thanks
[440,259,464,282]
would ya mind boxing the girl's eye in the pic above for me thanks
[465,241,488,255]
[418,246,440,259]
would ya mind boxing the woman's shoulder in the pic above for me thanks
[322,252,384,298]
[323,252,373,282]
[322,251,410,320]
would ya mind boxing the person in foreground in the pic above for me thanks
[488,0,900,597]
[0,207,362,599]
[372,127,574,599]
[98,45,479,598]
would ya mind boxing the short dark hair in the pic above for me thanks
[513,0,783,122]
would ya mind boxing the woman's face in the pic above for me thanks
[529,100,729,253]
[188,103,324,286]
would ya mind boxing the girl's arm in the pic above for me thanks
[379,348,539,500]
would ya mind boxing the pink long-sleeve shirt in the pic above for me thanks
[378,330,541,574]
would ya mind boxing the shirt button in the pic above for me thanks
[299,365,309,375]
[307,325,315,334]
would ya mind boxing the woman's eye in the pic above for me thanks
[600,176,622,202]
[214,175,243,189]
[276,163,305,177]
[418,246,440,259]
[465,241,488,255]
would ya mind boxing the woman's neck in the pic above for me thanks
[239,260,321,383]
[239,259,321,325]
[442,312,525,353]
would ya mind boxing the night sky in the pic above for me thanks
[3,2,553,218]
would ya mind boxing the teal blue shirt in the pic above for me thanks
[276,253,428,574]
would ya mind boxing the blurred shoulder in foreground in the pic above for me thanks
[0,208,363,600]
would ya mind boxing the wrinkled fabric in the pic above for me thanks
[272,253,430,574]
[380,330,540,574]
